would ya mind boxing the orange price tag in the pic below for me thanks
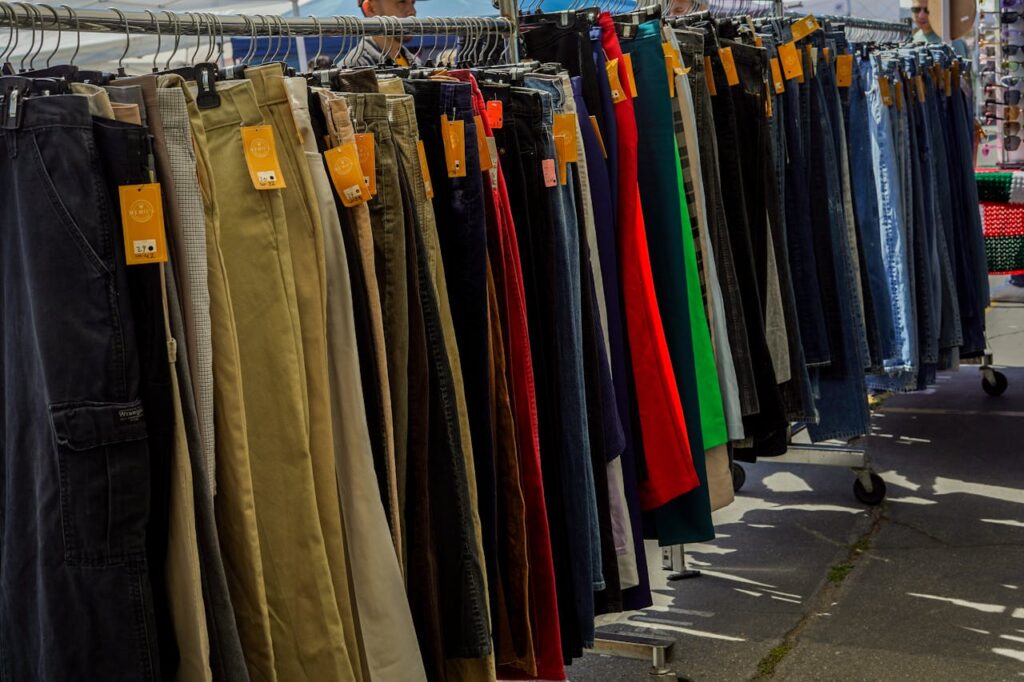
[119,183,168,265]
[416,139,434,199]
[440,115,467,178]
[606,58,627,104]
[622,53,639,99]
[778,41,803,81]
[241,125,287,191]
[354,132,376,198]
[663,41,677,98]
[719,47,740,87]
[473,115,493,173]
[879,76,893,107]
[590,115,608,160]
[553,112,578,186]
[770,58,785,93]
[325,142,370,208]
[704,56,718,96]
[835,54,853,87]
[790,15,821,42]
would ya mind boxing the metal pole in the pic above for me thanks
[496,0,519,62]
[292,0,308,68]
[0,6,515,38]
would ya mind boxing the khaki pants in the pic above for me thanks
[162,74,278,682]
[197,77,356,682]
[384,94,497,682]
[292,82,427,682]
[318,91,403,564]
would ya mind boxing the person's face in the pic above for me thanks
[364,0,416,18]
[911,1,932,31]
[666,0,699,17]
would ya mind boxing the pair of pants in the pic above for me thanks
[161,72,278,681]
[404,78,496,664]
[316,89,402,560]
[1,94,162,681]
[295,81,428,682]
[805,50,871,441]
[706,32,788,458]
[197,77,358,681]
[598,11,700,516]
[244,70,366,676]
[619,21,718,545]
[495,84,587,662]
[678,28,762,419]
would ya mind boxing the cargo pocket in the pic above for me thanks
[49,401,151,567]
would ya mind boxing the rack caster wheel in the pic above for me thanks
[853,472,886,506]
[731,462,746,492]
[982,371,1008,397]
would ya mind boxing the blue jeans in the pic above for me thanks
[807,50,871,442]
[862,55,918,386]
[848,56,898,366]
[523,78,602,645]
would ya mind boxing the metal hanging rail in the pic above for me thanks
[0,4,516,38]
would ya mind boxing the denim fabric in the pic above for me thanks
[521,18,607,142]
[673,32,748,438]
[572,74,649,612]
[947,66,990,356]
[916,51,963,358]
[818,39,871,372]
[900,55,940,375]
[403,79,494,660]
[758,37,817,422]
[706,30,788,457]
[806,51,871,442]
[771,36,832,371]
[1,94,162,681]
[862,55,918,382]
[677,28,760,418]
[526,79,603,639]
[488,86,589,657]
[847,57,898,366]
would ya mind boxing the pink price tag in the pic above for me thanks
[542,158,557,188]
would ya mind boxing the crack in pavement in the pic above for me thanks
[751,505,889,680]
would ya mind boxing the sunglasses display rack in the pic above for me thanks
[980,0,1024,167]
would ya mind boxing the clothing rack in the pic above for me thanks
[0,4,522,62]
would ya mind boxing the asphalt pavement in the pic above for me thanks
[570,279,1024,681]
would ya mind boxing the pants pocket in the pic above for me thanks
[49,401,151,567]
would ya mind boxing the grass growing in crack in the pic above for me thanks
[851,535,872,554]
[754,642,795,679]
[827,562,855,584]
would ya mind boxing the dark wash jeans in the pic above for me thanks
[707,31,788,458]
[404,78,494,661]
[489,84,591,661]
[676,28,760,419]
[0,95,161,680]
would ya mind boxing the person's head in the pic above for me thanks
[666,0,707,17]
[360,0,416,18]
[911,0,932,33]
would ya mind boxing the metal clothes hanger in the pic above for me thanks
[164,11,181,70]
[110,6,130,75]
[29,3,46,70]
[63,3,79,66]
[0,2,16,68]
[145,9,160,71]
[16,2,36,72]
